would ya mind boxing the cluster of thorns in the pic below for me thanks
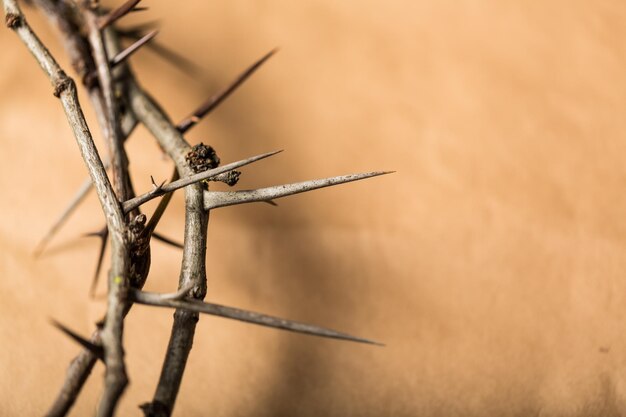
[4,0,390,416]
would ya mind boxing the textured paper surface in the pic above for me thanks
[1,1,626,416]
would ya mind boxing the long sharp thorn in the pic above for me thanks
[86,227,109,297]
[118,26,204,76]
[98,0,143,30]
[110,29,158,67]
[50,320,104,360]
[34,177,94,257]
[205,171,394,210]
[143,169,179,237]
[177,48,279,133]
[142,182,183,247]
[130,290,383,346]
[152,232,184,249]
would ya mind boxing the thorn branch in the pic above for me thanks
[51,320,105,360]
[35,46,273,252]
[122,150,283,213]
[130,289,383,346]
[204,171,393,210]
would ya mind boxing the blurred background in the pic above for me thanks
[2,1,626,416]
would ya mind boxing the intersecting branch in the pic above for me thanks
[6,2,389,417]
[3,2,131,416]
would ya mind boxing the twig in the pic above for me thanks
[23,3,131,415]
[3,2,131,416]
[83,5,136,415]
[84,5,131,201]
[130,289,383,345]
[205,171,393,210]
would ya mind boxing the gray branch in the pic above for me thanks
[3,2,131,416]
[128,79,210,415]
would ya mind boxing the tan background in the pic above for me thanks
[2,1,626,416]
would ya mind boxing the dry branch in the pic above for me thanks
[5,2,389,416]
[37,49,277,255]
[3,2,131,415]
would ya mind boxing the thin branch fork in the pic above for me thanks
[36,48,277,255]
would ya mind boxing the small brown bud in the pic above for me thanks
[186,143,220,173]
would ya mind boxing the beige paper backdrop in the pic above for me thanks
[2,1,626,416]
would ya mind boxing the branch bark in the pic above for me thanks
[127,79,210,416]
